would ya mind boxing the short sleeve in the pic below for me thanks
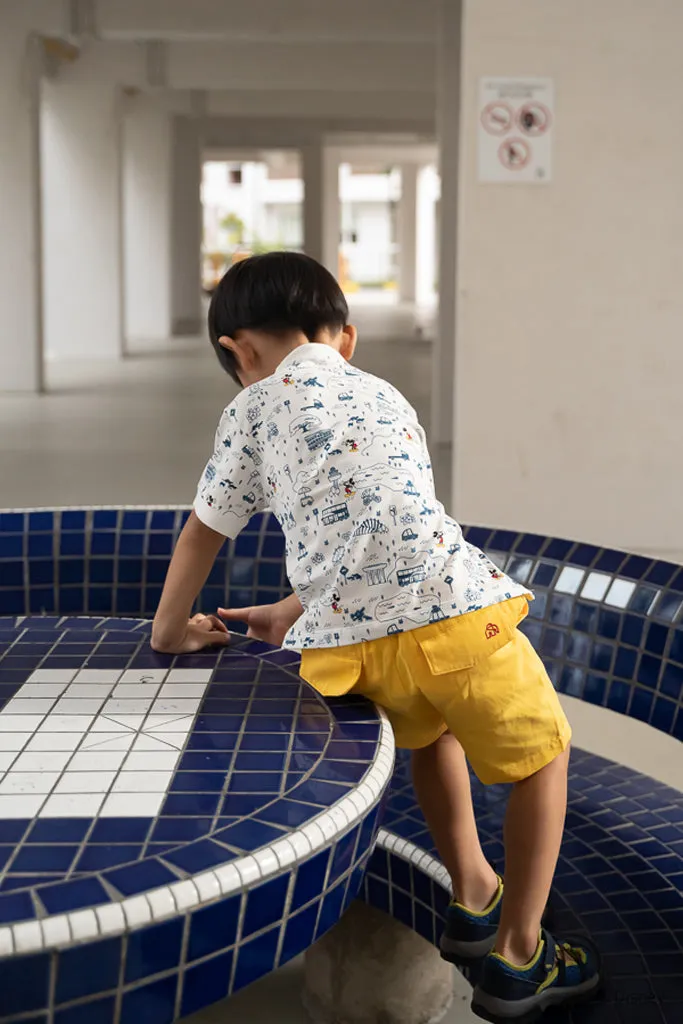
[194,399,268,538]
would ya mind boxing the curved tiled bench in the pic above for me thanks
[1,509,682,1022]
[362,528,683,1023]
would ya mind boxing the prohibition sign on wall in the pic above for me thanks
[498,137,531,171]
[481,102,514,136]
[478,78,554,184]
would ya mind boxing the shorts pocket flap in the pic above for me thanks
[416,610,523,676]
[299,650,363,697]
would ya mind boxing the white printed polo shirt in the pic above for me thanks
[194,343,529,649]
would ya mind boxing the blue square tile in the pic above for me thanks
[292,849,331,912]
[232,924,280,992]
[0,952,50,1014]
[60,533,85,557]
[148,534,173,556]
[215,819,285,852]
[660,663,683,700]
[75,845,142,871]
[120,975,177,1024]
[125,918,184,983]
[0,590,24,614]
[163,839,238,873]
[637,655,661,689]
[258,799,318,829]
[60,511,86,530]
[55,996,115,1024]
[614,648,637,679]
[56,937,121,1004]
[316,879,347,939]
[91,533,116,555]
[28,511,53,531]
[90,818,152,844]
[188,893,242,962]
[0,512,24,532]
[464,526,492,548]
[105,859,177,897]
[532,563,556,588]
[514,533,544,555]
[150,818,215,844]
[280,902,319,965]
[392,889,414,930]
[122,510,147,531]
[150,510,176,531]
[330,825,360,881]
[1,560,24,587]
[590,643,614,673]
[12,845,78,873]
[0,890,35,923]
[39,877,110,915]
[180,950,233,1018]
[161,792,221,816]
[597,610,620,640]
[0,820,31,844]
[243,873,290,938]
[583,674,607,706]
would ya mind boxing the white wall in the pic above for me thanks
[454,0,683,562]
[0,21,43,390]
[123,97,172,344]
[41,43,140,360]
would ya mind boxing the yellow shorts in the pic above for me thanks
[300,597,571,785]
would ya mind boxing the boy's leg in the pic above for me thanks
[412,731,498,912]
[495,745,570,965]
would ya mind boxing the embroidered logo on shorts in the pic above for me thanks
[485,623,500,640]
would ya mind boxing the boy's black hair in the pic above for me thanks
[208,251,349,384]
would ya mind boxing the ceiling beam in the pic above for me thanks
[96,0,437,44]
[165,40,435,93]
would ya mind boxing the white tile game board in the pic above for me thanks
[0,668,211,818]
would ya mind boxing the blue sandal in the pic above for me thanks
[472,928,602,1023]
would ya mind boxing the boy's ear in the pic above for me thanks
[339,325,358,363]
[219,335,257,376]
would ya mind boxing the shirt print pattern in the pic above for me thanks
[194,345,530,649]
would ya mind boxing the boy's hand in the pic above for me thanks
[151,613,230,654]
[218,594,303,648]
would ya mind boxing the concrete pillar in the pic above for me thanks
[303,901,453,1024]
[398,164,418,304]
[0,28,44,391]
[171,117,202,336]
[123,96,172,349]
[41,45,124,361]
[416,166,438,307]
[433,0,464,445]
[302,142,340,276]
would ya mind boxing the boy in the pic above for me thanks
[152,252,601,1023]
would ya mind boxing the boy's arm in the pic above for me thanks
[151,512,229,653]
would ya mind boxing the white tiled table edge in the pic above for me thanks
[377,828,453,897]
[0,710,396,959]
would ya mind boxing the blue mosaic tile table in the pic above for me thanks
[0,615,394,1023]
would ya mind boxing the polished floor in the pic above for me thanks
[0,305,447,510]
[0,304,677,1023]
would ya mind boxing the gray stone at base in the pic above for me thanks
[303,901,455,1024]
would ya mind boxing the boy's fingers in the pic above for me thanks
[217,607,254,622]
[204,614,229,634]
[206,632,231,646]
